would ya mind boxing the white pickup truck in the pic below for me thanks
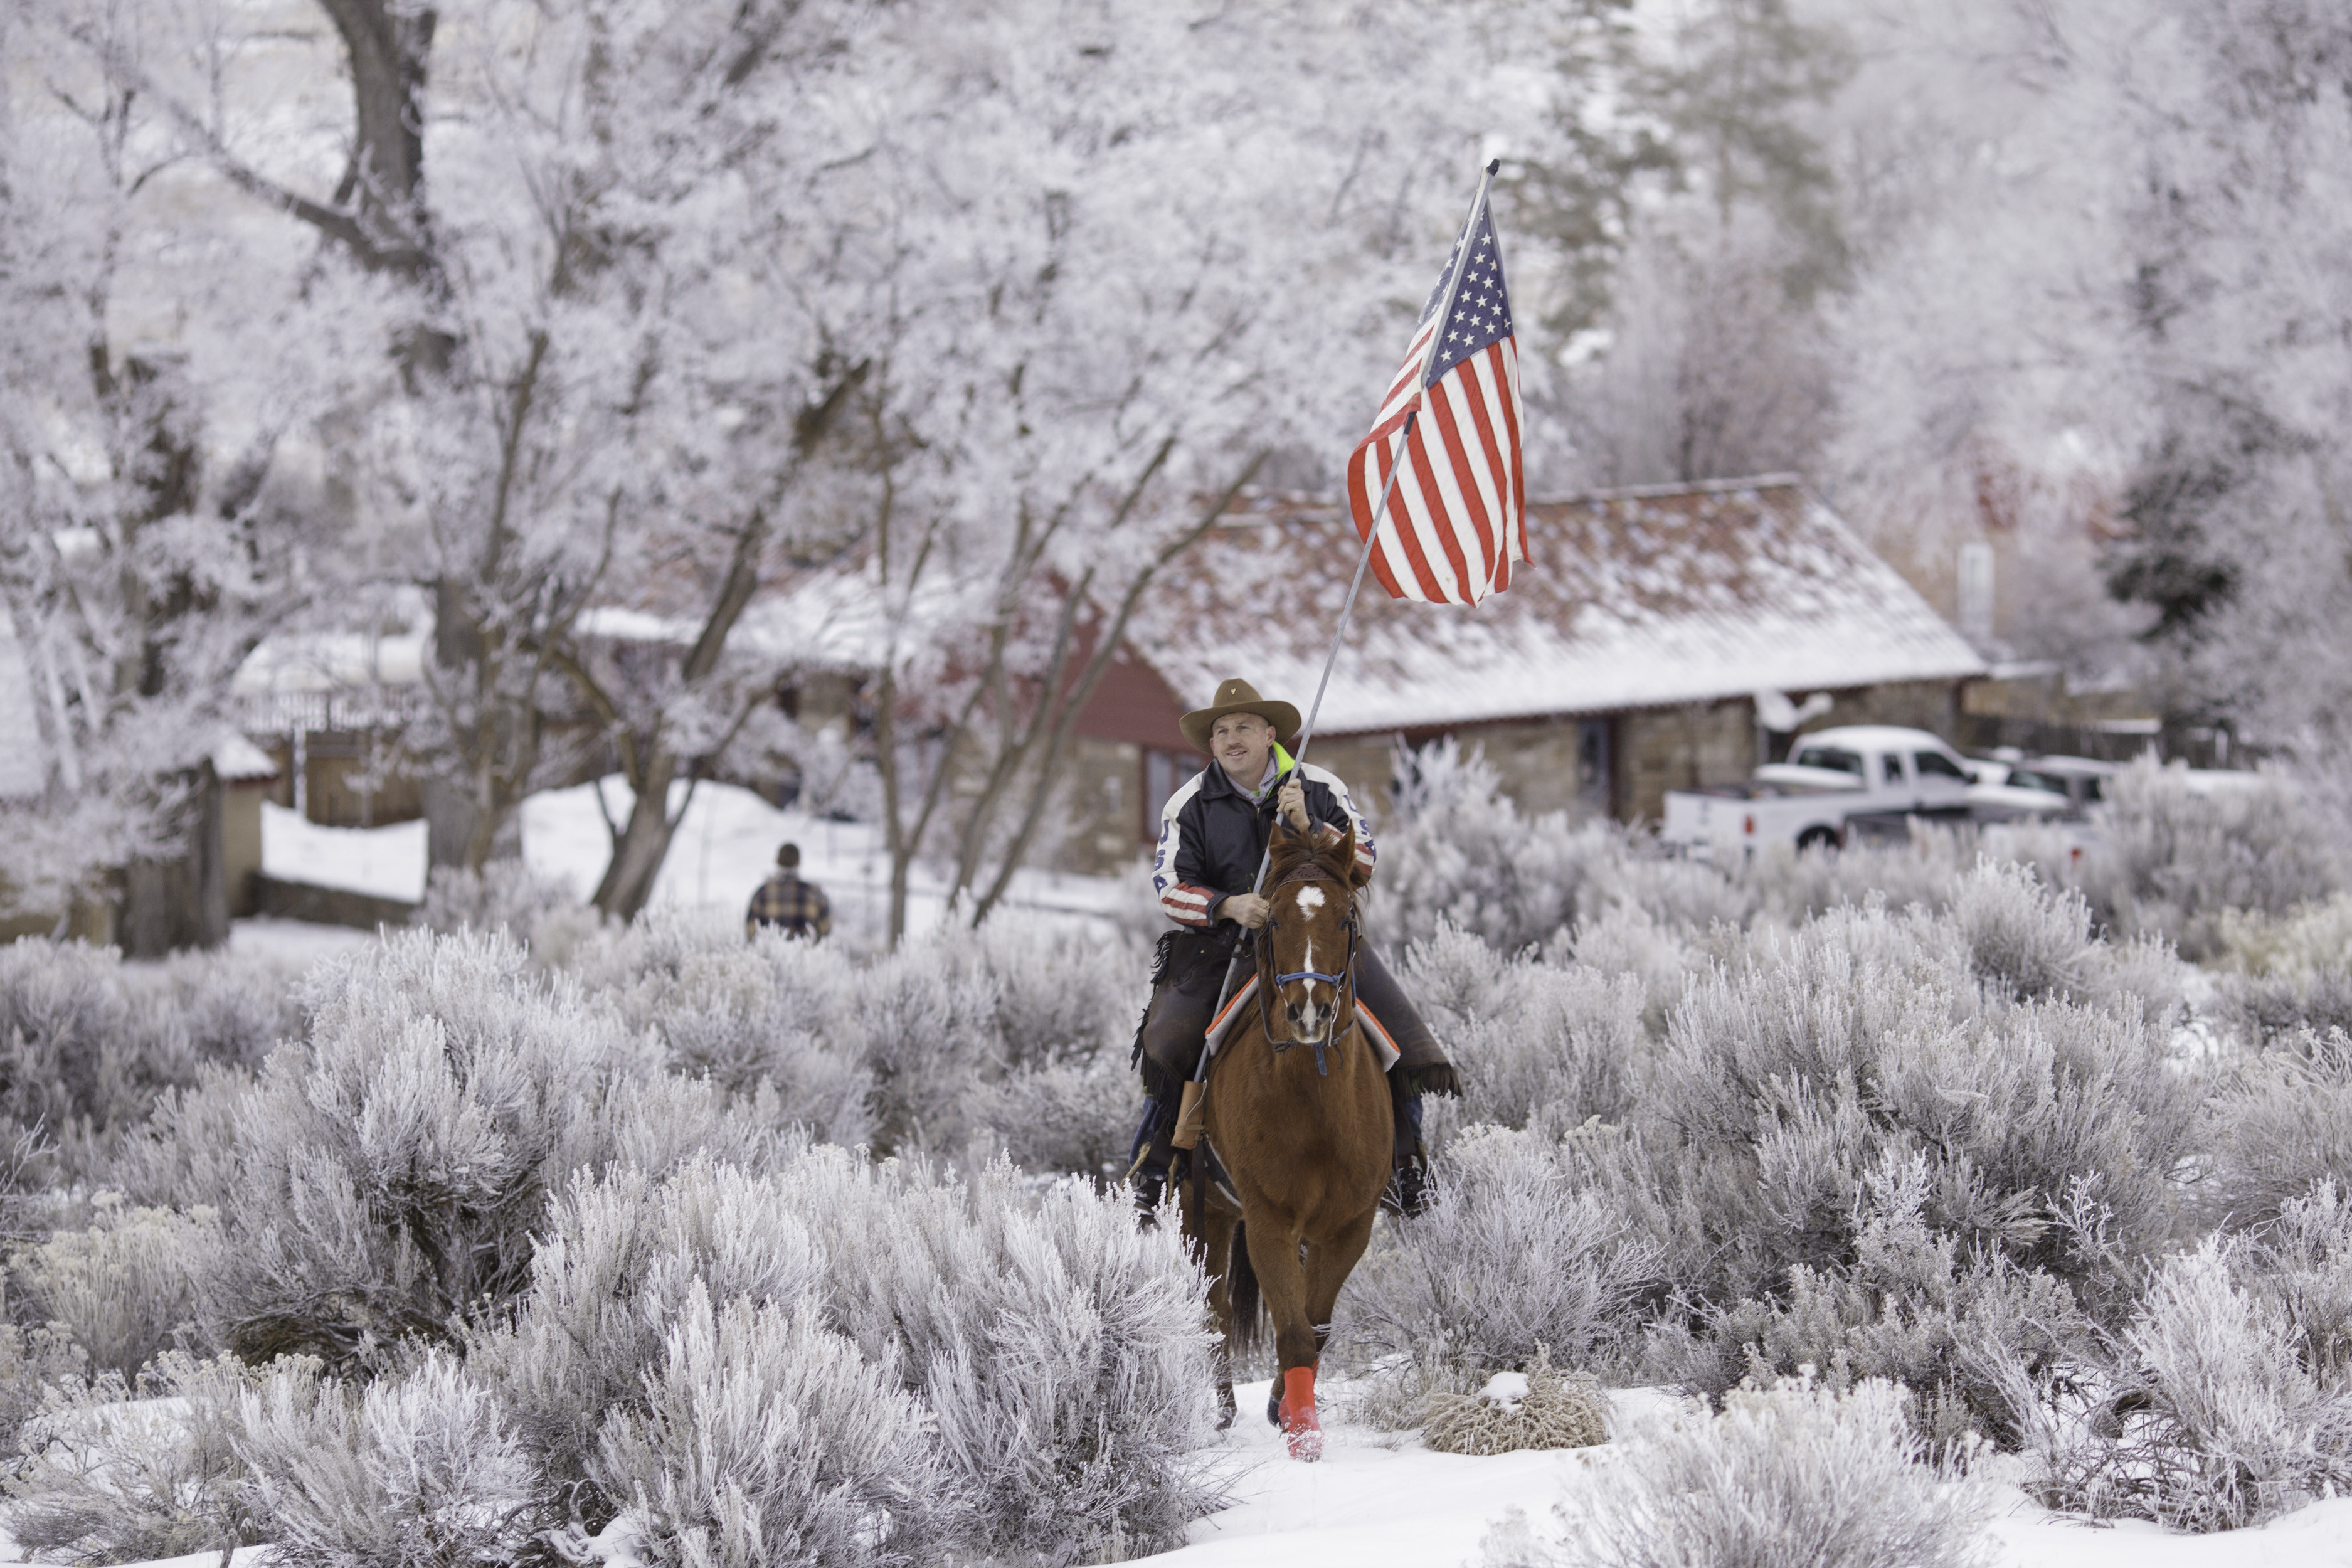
[1659,725,2039,853]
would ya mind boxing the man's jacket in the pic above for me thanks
[746,872,832,940]
[1152,746,1377,928]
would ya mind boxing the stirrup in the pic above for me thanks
[1131,1164,1168,1229]
[1380,1152,1431,1217]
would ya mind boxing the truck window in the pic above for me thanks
[1793,747,1863,776]
[1883,754,1905,785]
[2082,775,2105,802]
[2007,768,2067,794]
[1913,751,1968,781]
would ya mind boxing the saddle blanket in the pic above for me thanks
[1201,975,1404,1073]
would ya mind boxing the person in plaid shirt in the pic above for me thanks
[746,843,832,940]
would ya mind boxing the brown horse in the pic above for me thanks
[1178,813,1391,1460]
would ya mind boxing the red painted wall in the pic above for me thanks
[1073,648,1193,750]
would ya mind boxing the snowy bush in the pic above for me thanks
[0,1319,87,1457]
[768,1152,1221,1562]
[566,909,1140,1173]
[1401,924,1647,1140]
[0,941,300,1165]
[1367,739,1623,953]
[1982,1218,2352,1532]
[1554,904,1705,1030]
[2120,1241,2350,1530]
[472,1149,1219,1563]
[237,1352,539,1568]
[9,1194,218,1376]
[417,860,580,946]
[2201,1031,2352,1230]
[594,1287,946,1568]
[2081,758,2342,961]
[1653,1150,2094,1448]
[2218,972,2352,1050]
[606,932,872,1143]
[6,1353,265,1564]
[465,1158,835,1505]
[1609,887,2194,1313]
[100,1063,252,1212]
[849,940,1004,1157]
[961,918,1143,1071]
[1735,822,1981,927]
[2215,892,2352,978]
[1340,1125,1660,1407]
[197,929,776,1364]
[1487,1375,1994,1568]
[978,1057,1135,1182]
[2247,1180,2352,1385]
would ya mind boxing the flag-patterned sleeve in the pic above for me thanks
[1303,763,1379,884]
[1152,773,1219,926]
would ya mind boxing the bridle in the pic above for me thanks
[1253,857,1360,1077]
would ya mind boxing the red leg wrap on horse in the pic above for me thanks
[1280,1365,1322,1461]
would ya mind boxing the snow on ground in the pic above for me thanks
[1146,1381,2352,1567]
[258,802,428,902]
[524,776,1138,946]
[225,916,378,967]
[253,778,1142,946]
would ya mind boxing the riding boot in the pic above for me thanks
[1380,1074,1431,1217]
[1126,1091,1182,1229]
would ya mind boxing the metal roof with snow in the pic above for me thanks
[1126,476,1988,734]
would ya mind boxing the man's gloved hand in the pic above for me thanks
[1222,893,1271,929]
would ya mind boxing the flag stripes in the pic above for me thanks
[1345,199,1526,607]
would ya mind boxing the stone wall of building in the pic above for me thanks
[1619,701,1756,825]
[1792,679,1964,744]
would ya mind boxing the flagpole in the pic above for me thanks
[1177,158,1503,1115]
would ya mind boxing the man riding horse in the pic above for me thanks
[1129,677,1459,1222]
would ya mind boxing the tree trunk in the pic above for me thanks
[120,761,228,956]
[593,750,683,921]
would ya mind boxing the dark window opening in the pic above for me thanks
[1793,746,1863,776]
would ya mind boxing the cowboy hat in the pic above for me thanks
[1180,677,1301,755]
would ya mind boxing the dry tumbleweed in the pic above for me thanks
[1422,1345,1608,1455]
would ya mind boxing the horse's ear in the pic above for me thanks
[1315,824,1362,887]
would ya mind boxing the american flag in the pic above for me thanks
[1344,198,1526,605]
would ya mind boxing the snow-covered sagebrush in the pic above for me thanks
[9,1352,262,1564]
[8,1196,217,1379]
[1400,921,1649,1138]
[595,1288,945,1568]
[465,1148,1219,1564]
[2202,1033,2352,1230]
[237,1355,538,1568]
[2075,760,2341,961]
[1341,1125,1659,1412]
[566,909,1144,1172]
[181,929,778,1364]
[1485,1376,1996,1568]
[0,939,301,1162]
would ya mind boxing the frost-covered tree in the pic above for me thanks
[827,0,1621,941]
[2097,0,2352,755]
[46,0,895,882]
[0,4,344,946]
[1541,0,1853,489]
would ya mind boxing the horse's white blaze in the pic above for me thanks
[1295,885,1326,914]
[1295,938,1320,1036]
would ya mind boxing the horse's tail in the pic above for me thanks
[1227,1220,1262,1360]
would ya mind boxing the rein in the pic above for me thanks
[1253,859,1360,1077]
